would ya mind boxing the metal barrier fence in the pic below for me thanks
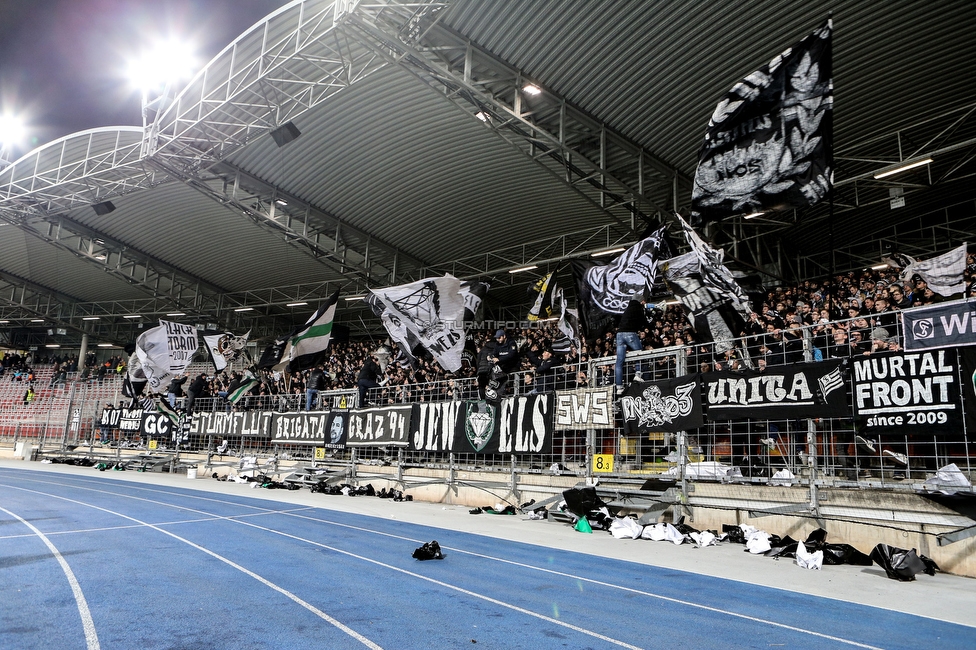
[5,309,976,533]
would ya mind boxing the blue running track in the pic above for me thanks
[1,467,974,649]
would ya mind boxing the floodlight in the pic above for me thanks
[0,112,27,157]
[126,39,198,93]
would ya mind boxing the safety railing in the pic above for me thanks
[6,306,976,536]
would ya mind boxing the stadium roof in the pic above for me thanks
[2,0,975,349]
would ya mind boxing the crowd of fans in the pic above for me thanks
[188,252,976,411]
[4,251,976,413]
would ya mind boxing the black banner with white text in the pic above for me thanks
[191,411,272,438]
[270,411,347,446]
[620,374,704,434]
[704,360,848,420]
[347,405,412,447]
[852,349,962,436]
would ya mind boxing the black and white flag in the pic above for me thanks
[572,227,670,337]
[553,288,580,354]
[663,215,751,351]
[202,330,250,371]
[371,275,466,372]
[459,280,490,322]
[883,244,967,297]
[584,228,669,312]
[135,320,199,393]
[692,20,833,222]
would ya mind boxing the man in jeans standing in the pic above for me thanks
[306,364,326,411]
[615,296,650,395]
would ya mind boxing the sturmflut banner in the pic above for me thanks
[852,349,962,436]
[703,360,848,420]
[270,412,347,446]
[347,405,412,447]
[191,411,272,437]
[554,387,614,430]
[620,374,704,434]
[901,300,976,351]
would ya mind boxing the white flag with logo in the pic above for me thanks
[888,244,967,297]
[371,275,466,372]
[202,330,250,371]
[136,320,199,392]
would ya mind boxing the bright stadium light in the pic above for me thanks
[0,112,27,158]
[126,38,198,93]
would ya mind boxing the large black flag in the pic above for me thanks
[572,227,670,339]
[692,20,832,223]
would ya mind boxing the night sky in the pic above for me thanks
[0,0,288,159]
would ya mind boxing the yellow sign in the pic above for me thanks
[592,454,614,473]
[148,440,158,450]
[338,396,347,409]
[314,447,326,460]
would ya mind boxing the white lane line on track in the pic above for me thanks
[6,475,889,648]
[0,507,315,540]
[5,480,643,649]
[0,485,382,650]
[7,473,965,637]
[0,505,100,650]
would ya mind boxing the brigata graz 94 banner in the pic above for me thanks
[620,374,704,434]
[270,411,347,447]
[852,349,962,436]
[554,387,614,430]
[347,405,412,447]
[411,394,554,454]
[703,360,848,420]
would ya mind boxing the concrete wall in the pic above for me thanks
[10,448,975,578]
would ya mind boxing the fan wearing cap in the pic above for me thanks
[490,330,520,372]
[865,327,900,355]
[486,329,520,402]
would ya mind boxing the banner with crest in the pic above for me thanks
[620,374,705,435]
[202,330,250,371]
[453,394,555,455]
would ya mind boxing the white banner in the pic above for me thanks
[136,320,199,392]
[554,387,613,430]
[372,275,466,371]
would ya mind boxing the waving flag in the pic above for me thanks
[203,330,250,371]
[883,244,967,296]
[572,228,670,338]
[371,275,466,372]
[135,320,199,393]
[692,20,833,223]
[281,291,340,372]
[663,216,752,352]
[527,272,558,321]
